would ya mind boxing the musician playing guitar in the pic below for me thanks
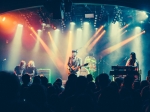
[25,60,37,77]
[67,50,81,76]
[14,60,26,82]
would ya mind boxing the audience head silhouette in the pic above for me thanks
[22,74,30,85]
[0,71,20,102]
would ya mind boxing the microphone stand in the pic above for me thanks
[98,58,110,74]
[117,57,127,66]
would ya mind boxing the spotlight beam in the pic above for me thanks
[48,32,60,53]
[8,24,23,70]
[48,32,63,62]
[65,31,73,70]
[84,25,104,48]
[100,31,145,57]
[30,27,64,75]
[78,25,104,58]
[119,24,129,32]
[120,30,127,36]
[87,30,106,52]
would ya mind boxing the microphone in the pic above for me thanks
[124,57,128,61]
[117,57,127,66]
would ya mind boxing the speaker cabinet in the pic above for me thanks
[37,69,51,83]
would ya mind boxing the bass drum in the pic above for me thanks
[79,67,90,77]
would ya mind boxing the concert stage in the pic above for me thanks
[0,4,150,82]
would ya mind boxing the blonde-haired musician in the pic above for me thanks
[26,60,37,76]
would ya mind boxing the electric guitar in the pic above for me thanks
[68,63,88,75]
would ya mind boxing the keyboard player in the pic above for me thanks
[126,52,139,79]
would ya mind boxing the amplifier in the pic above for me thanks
[37,69,51,83]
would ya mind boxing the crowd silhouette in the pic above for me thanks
[0,71,150,112]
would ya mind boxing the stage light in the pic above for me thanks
[137,11,148,22]
[135,26,141,29]
[18,24,23,27]
[77,28,82,31]
[37,29,42,32]
[84,22,89,25]
[37,30,42,36]
[55,29,60,31]
[140,21,144,23]
[141,11,147,16]
[134,27,141,34]
[70,22,75,31]
[70,22,75,25]
[42,23,46,26]
[2,17,5,21]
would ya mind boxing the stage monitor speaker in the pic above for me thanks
[37,69,51,83]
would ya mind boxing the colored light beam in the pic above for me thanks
[87,30,106,52]
[84,25,104,48]
[48,32,63,61]
[2,17,5,21]
[78,25,104,58]
[33,30,41,52]
[30,27,64,75]
[48,32,60,53]
[8,24,23,70]
[120,30,127,36]
[100,31,145,57]
[64,31,73,75]
[103,30,127,49]
[119,24,129,32]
